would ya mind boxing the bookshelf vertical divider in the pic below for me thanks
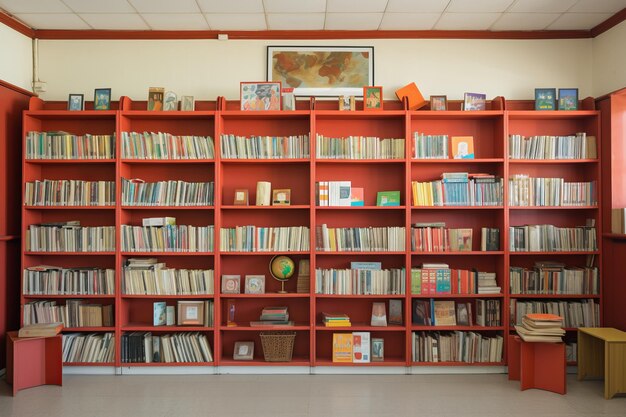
[20,96,601,370]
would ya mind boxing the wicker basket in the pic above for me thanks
[260,331,296,362]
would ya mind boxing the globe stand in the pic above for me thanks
[278,281,287,294]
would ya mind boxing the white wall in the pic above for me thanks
[0,24,32,91]
[37,38,593,102]
[593,20,626,97]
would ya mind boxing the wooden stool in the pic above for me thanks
[6,331,63,395]
[508,335,566,395]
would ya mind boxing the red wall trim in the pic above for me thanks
[0,80,34,98]
[0,12,34,38]
[591,7,626,37]
[33,28,592,40]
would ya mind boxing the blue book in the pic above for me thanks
[153,302,166,326]
[351,261,382,270]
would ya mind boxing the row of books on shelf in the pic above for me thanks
[332,332,385,363]
[220,226,310,252]
[314,181,400,207]
[509,223,597,252]
[509,264,599,295]
[24,180,116,206]
[121,224,214,252]
[63,332,115,363]
[153,300,214,327]
[412,299,501,327]
[411,331,503,363]
[122,132,215,159]
[121,178,214,206]
[220,134,310,159]
[124,258,214,295]
[411,225,499,252]
[510,299,599,328]
[508,175,597,207]
[121,332,213,363]
[26,222,116,252]
[23,266,115,295]
[411,267,500,295]
[24,300,114,327]
[316,225,405,252]
[508,133,596,160]
[315,265,406,295]
[315,135,405,159]
[412,133,474,159]
[26,132,116,160]
[411,173,503,206]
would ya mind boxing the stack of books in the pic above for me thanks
[322,312,351,327]
[296,259,310,294]
[18,322,63,337]
[514,313,565,342]
[250,306,293,327]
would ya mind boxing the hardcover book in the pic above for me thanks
[376,191,400,206]
[412,299,431,325]
[388,299,403,325]
[451,136,474,159]
[256,181,271,206]
[433,300,456,326]
[350,187,364,206]
[153,302,166,326]
[464,93,486,111]
[395,82,427,110]
[332,333,353,363]
[166,306,175,326]
[352,332,371,363]
[371,302,388,326]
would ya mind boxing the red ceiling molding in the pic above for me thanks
[32,28,592,40]
[0,11,34,38]
[591,7,626,37]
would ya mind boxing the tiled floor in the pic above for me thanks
[0,374,624,417]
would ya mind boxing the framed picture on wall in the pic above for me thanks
[267,46,374,97]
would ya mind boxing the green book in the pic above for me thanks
[376,191,400,206]
[411,269,421,294]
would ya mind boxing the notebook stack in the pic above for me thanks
[322,312,351,327]
[514,313,565,342]
[250,306,294,327]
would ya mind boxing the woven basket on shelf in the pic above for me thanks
[260,331,296,362]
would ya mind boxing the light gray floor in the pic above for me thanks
[1,374,624,417]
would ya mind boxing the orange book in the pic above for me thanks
[332,333,353,362]
[451,136,475,159]
[525,313,563,322]
[395,82,427,110]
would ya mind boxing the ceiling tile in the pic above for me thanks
[379,13,441,30]
[434,12,500,30]
[491,12,560,30]
[13,13,89,29]
[128,0,200,13]
[570,0,626,13]
[509,0,578,13]
[61,0,135,13]
[327,0,387,13]
[141,13,210,30]
[0,0,70,13]
[197,0,263,13]
[386,0,449,12]
[80,13,150,30]
[204,13,267,30]
[325,12,384,30]
[264,0,326,13]
[447,0,515,13]
[267,13,325,30]
[547,12,614,30]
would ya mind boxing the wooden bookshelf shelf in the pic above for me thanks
[64,362,115,367]
[20,99,601,369]
[603,233,626,240]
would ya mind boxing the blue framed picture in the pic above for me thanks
[535,88,556,111]
[558,88,579,110]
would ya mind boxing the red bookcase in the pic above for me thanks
[20,95,603,369]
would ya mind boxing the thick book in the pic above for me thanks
[18,322,63,337]
[433,300,456,326]
[332,333,353,363]
[395,82,427,110]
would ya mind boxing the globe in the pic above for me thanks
[269,255,295,293]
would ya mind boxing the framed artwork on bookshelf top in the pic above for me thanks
[240,82,281,111]
[430,95,447,111]
[94,88,111,110]
[558,88,579,110]
[535,88,557,110]
[463,92,486,111]
[267,45,374,97]
[363,86,383,110]
[180,95,194,111]
[68,94,83,111]
[148,87,164,111]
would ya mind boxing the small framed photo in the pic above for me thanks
[464,92,486,111]
[233,341,254,360]
[68,94,84,111]
[240,81,282,111]
[372,338,384,362]
[181,95,195,111]
[363,86,383,110]
[558,88,578,110]
[94,88,111,110]
[338,95,355,111]
[221,274,241,294]
[148,87,165,111]
[245,275,266,294]
[163,91,178,111]
[535,88,557,111]
[429,95,447,111]
[272,189,291,206]
[177,300,204,326]
[233,189,249,206]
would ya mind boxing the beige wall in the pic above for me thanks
[36,38,594,102]
[0,24,32,91]
[593,20,626,97]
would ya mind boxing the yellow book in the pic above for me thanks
[332,333,353,362]
[325,321,352,327]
